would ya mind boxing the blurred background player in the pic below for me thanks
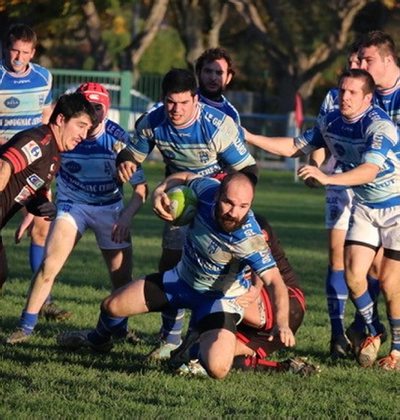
[7,83,147,344]
[116,67,258,358]
[0,23,58,318]
[0,92,96,293]
[195,47,241,124]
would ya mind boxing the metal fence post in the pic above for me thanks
[119,71,132,131]
[286,111,300,182]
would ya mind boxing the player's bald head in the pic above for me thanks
[219,172,255,200]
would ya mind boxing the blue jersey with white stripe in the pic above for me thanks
[0,61,52,141]
[319,88,339,119]
[127,103,255,177]
[198,92,241,124]
[295,105,400,208]
[374,78,400,130]
[176,177,276,297]
[57,119,145,205]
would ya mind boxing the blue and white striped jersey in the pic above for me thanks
[127,102,255,177]
[197,92,241,124]
[374,77,400,129]
[0,61,52,141]
[176,177,276,298]
[295,105,400,208]
[57,119,145,205]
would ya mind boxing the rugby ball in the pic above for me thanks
[166,185,197,226]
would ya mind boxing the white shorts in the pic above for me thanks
[161,222,189,250]
[56,200,131,250]
[325,186,354,230]
[346,202,400,251]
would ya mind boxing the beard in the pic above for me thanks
[216,210,249,233]
[199,80,223,101]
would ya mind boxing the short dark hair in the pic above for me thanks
[49,93,98,126]
[195,48,235,77]
[359,31,397,61]
[338,69,376,95]
[161,68,197,98]
[5,23,37,49]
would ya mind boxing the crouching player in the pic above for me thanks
[170,214,316,376]
[58,172,295,380]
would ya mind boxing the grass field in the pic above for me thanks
[1,163,399,418]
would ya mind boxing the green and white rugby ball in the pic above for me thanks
[167,185,198,226]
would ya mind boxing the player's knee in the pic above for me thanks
[102,295,118,316]
[205,359,231,380]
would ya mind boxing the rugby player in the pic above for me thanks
[58,172,295,380]
[0,93,97,295]
[247,69,400,370]
[0,24,56,314]
[7,83,147,344]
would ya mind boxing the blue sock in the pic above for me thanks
[18,311,39,335]
[353,290,377,336]
[88,309,126,345]
[29,243,44,274]
[110,317,128,339]
[388,317,400,353]
[367,275,382,328]
[353,275,382,332]
[30,243,52,305]
[160,308,185,345]
[326,267,348,337]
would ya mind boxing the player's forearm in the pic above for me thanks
[246,133,301,158]
[124,183,148,218]
[271,282,290,328]
[326,163,379,186]
[262,268,290,327]
[155,172,197,194]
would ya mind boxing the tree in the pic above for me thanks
[227,0,378,112]
[169,0,229,67]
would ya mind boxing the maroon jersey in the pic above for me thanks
[255,214,299,289]
[0,125,60,229]
[236,214,305,357]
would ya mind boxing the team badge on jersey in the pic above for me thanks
[198,151,209,163]
[4,97,20,108]
[22,140,42,163]
[26,174,45,190]
[14,186,34,205]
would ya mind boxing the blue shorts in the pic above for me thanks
[146,268,244,328]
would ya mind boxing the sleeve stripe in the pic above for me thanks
[2,147,27,173]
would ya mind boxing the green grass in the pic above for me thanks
[1,163,399,418]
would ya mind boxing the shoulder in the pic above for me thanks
[30,63,52,81]
[138,105,166,130]
[105,119,129,142]
[189,176,219,200]
[367,105,392,119]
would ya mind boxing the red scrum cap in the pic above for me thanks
[77,82,110,114]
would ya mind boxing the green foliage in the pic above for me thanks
[138,27,187,74]
[1,164,400,416]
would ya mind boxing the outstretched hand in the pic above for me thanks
[298,165,329,186]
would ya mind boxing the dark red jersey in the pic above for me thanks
[255,214,299,290]
[0,125,60,229]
